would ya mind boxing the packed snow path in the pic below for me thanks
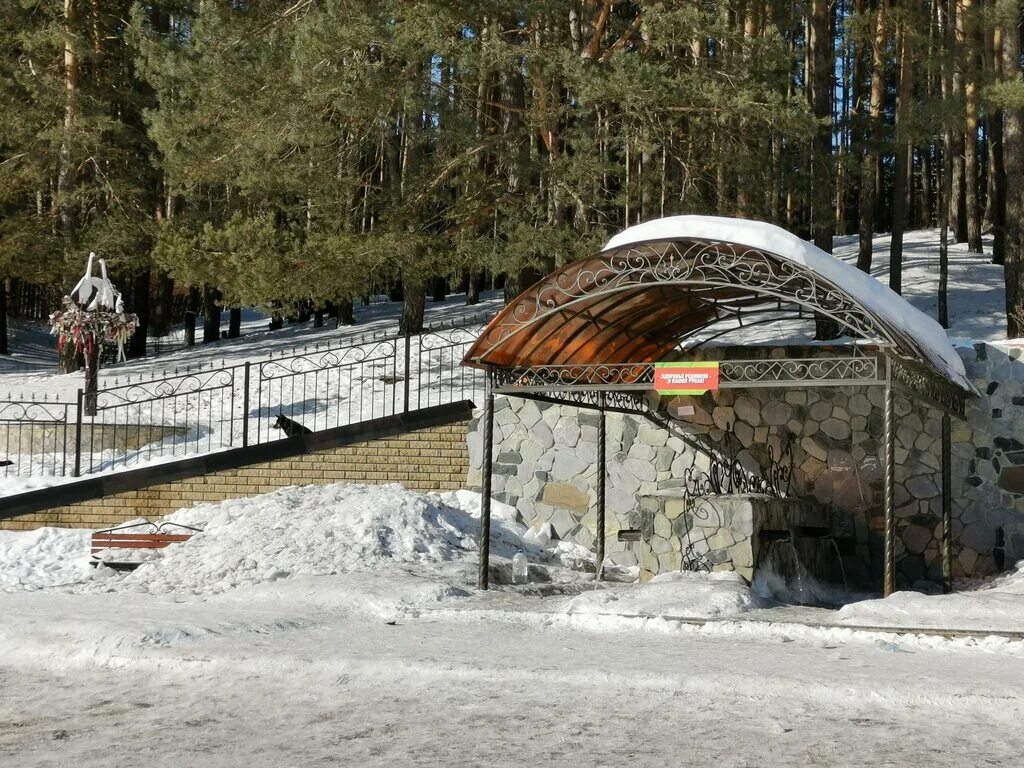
[2,586,1022,767]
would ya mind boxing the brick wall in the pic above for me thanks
[1,421,469,531]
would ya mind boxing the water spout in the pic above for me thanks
[786,540,806,606]
[827,537,849,594]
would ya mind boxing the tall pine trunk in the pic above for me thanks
[987,23,1007,264]
[431,277,447,302]
[399,272,426,336]
[127,269,150,358]
[809,0,838,338]
[184,286,199,346]
[951,0,968,242]
[961,0,984,253]
[890,19,914,294]
[150,271,174,337]
[1000,0,1024,336]
[202,286,221,343]
[335,299,355,327]
[939,0,957,328]
[57,0,79,250]
[466,269,484,305]
[858,3,886,273]
[0,279,7,355]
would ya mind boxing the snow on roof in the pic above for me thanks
[603,215,973,392]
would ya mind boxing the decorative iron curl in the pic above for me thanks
[491,356,880,391]
[477,238,898,361]
[494,363,655,389]
[681,544,714,573]
[0,400,72,423]
[681,422,794,502]
[259,340,396,380]
[96,368,236,408]
[718,356,879,385]
[419,326,482,351]
[675,497,718,573]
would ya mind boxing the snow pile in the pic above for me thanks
[98,484,499,594]
[0,484,594,598]
[82,484,586,595]
[0,527,92,591]
[838,560,1024,632]
[564,571,764,620]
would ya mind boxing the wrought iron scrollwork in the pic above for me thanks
[718,356,880,386]
[259,340,396,380]
[676,497,720,573]
[419,325,483,351]
[96,367,237,408]
[0,400,72,423]
[889,356,969,418]
[681,543,713,573]
[682,422,794,501]
[478,238,898,359]
[492,363,654,390]
[491,355,881,391]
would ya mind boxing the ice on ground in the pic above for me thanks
[838,560,1024,632]
[564,571,763,620]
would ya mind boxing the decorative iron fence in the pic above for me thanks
[0,312,490,484]
[0,398,77,479]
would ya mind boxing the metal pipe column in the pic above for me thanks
[883,357,896,597]
[596,392,606,580]
[478,375,494,590]
[941,413,952,593]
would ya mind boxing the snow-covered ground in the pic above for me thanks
[834,228,1005,342]
[2,482,1024,765]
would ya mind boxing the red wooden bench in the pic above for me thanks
[90,520,203,571]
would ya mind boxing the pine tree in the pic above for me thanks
[997,0,1024,335]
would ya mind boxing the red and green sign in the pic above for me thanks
[653,362,720,395]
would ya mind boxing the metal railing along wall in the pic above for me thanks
[0,314,488,483]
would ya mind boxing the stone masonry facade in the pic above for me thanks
[1,421,469,531]
[468,341,1024,588]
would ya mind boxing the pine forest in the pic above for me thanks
[1,0,1023,352]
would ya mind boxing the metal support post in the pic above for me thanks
[596,391,607,580]
[242,362,251,448]
[73,388,83,478]
[883,357,896,597]
[403,331,412,413]
[941,413,952,593]
[478,374,494,590]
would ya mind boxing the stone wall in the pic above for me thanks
[2,421,469,531]
[468,342,1024,588]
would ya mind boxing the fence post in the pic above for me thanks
[73,388,83,478]
[242,362,251,448]
[403,330,411,413]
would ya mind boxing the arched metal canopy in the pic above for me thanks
[464,234,972,403]
[466,218,972,596]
